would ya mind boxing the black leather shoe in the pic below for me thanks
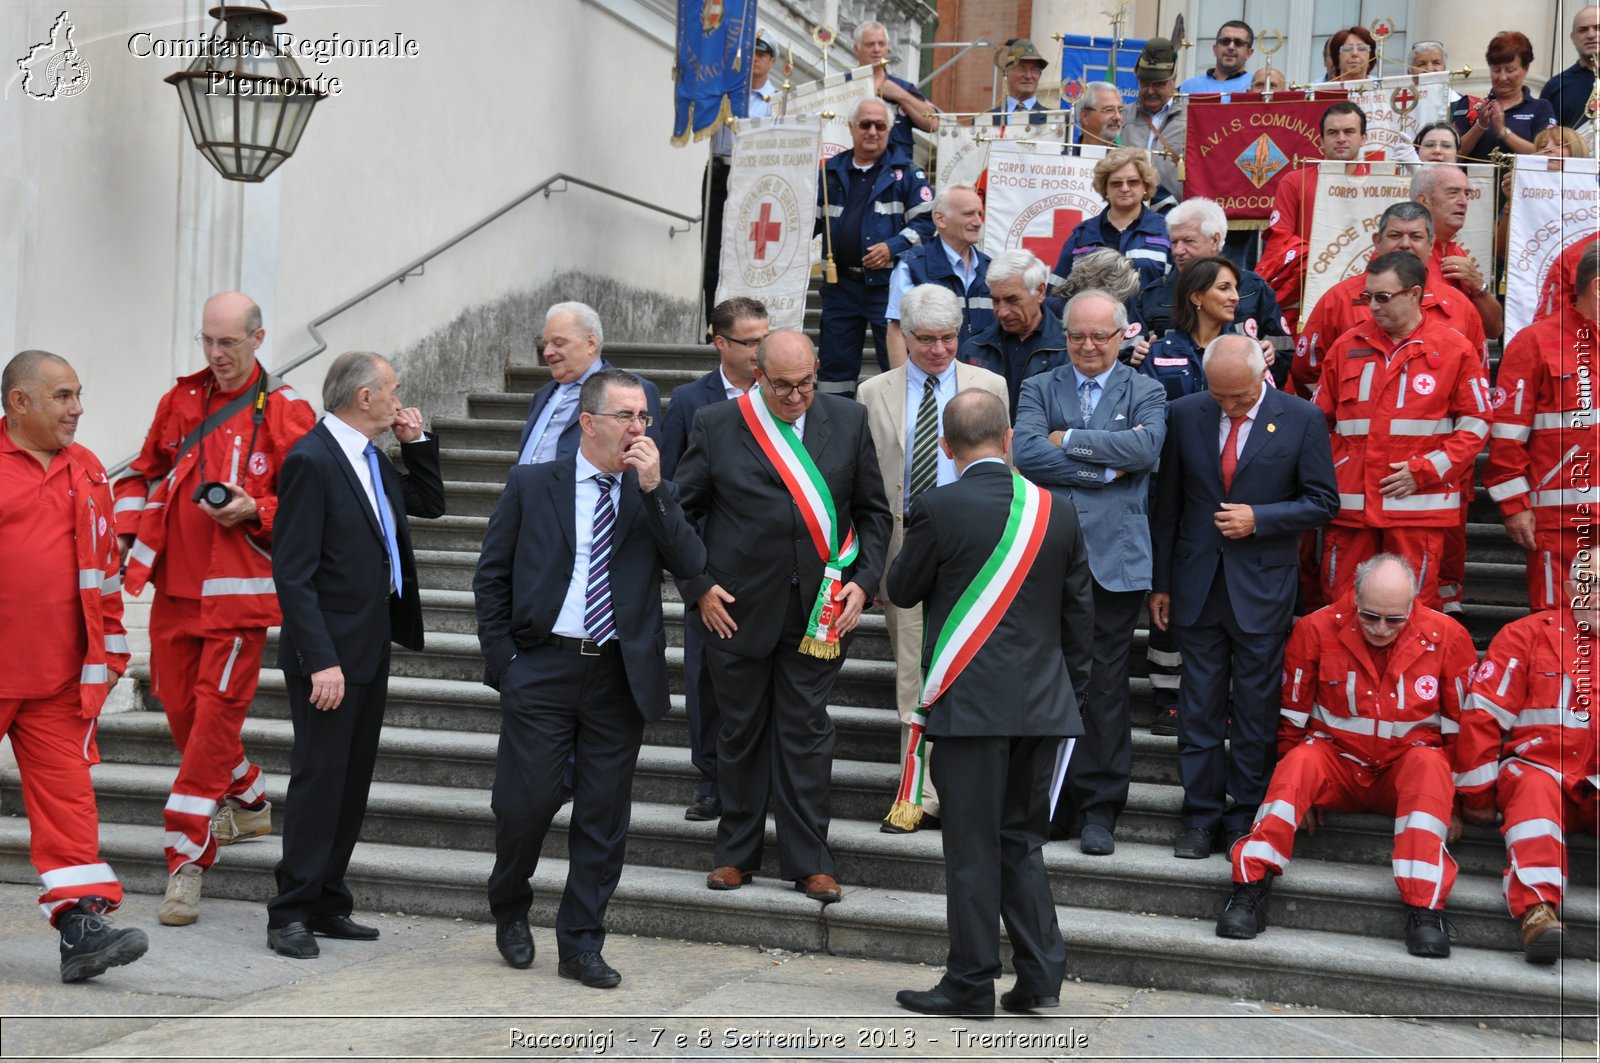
[308,914,379,940]
[1216,877,1273,940]
[558,950,621,988]
[684,794,722,821]
[1079,824,1115,856]
[267,922,320,959]
[1404,906,1453,958]
[496,918,534,969]
[1222,829,1249,857]
[1000,988,1060,1013]
[1173,826,1215,860]
[895,986,993,1019]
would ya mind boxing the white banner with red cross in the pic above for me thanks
[934,115,1070,190]
[783,65,874,164]
[979,141,1107,266]
[1505,155,1600,340]
[716,116,821,331]
[1303,160,1497,315]
[1310,73,1450,165]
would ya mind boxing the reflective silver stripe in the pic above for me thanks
[1487,476,1531,501]
[873,200,907,214]
[113,496,145,515]
[231,757,251,780]
[1512,865,1567,888]
[78,569,102,590]
[218,636,243,695]
[1317,707,1372,736]
[163,830,206,862]
[1240,839,1291,870]
[1534,410,1594,430]
[1260,799,1299,826]
[104,634,129,655]
[1379,713,1440,739]
[38,863,118,890]
[1455,416,1489,438]
[1468,376,1487,413]
[824,205,843,217]
[1147,647,1182,667]
[966,297,994,309]
[1126,249,1167,263]
[1149,673,1180,689]
[200,577,276,596]
[237,776,266,804]
[1426,450,1452,480]
[1517,707,1589,728]
[902,230,923,246]
[101,573,122,595]
[905,202,932,221]
[1381,491,1460,511]
[1389,417,1452,435]
[1537,446,1580,489]
[1497,657,1519,698]
[80,663,107,684]
[1393,858,1445,885]
[1338,493,1365,512]
[1463,693,1516,729]
[165,793,218,817]
[1507,818,1565,845]
[1357,361,1375,402]
[1335,418,1370,435]
[1454,762,1499,787]
[1280,706,1310,727]
[129,540,157,568]
[1394,811,1448,840]
[278,386,304,402]
[1491,422,1531,441]
[1531,488,1596,508]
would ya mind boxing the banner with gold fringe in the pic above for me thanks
[672,0,758,146]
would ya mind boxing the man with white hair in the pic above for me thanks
[1074,82,1124,147]
[853,20,938,160]
[885,182,992,367]
[957,249,1069,414]
[1411,164,1504,340]
[859,285,1008,834]
[517,302,662,464]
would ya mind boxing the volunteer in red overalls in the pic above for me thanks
[1311,251,1492,609]
[1,350,147,982]
[1457,552,1599,964]
[1482,242,1599,611]
[113,291,315,926]
[1216,553,1477,957]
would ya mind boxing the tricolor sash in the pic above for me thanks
[737,387,860,658]
[884,470,1051,831]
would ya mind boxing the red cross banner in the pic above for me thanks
[979,141,1105,265]
[716,116,821,330]
[1505,155,1600,340]
[1184,91,1344,222]
[1311,73,1450,164]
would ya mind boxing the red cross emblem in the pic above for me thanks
[1412,372,1436,396]
[1414,675,1438,700]
[1391,85,1418,115]
[1062,79,1084,101]
[1020,207,1083,266]
[748,200,783,261]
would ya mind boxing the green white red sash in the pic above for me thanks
[738,387,860,658]
[885,470,1051,831]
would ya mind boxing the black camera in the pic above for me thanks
[193,481,232,507]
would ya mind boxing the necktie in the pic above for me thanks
[1220,415,1247,493]
[1079,379,1100,422]
[584,474,616,644]
[364,443,403,597]
[522,384,575,465]
[909,375,940,504]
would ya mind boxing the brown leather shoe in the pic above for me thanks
[1520,902,1564,965]
[795,873,842,904]
[706,866,752,891]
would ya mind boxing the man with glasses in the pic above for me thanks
[858,285,1007,834]
[1014,290,1168,854]
[817,96,936,398]
[660,296,770,822]
[675,330,891,904]
[1073,82,1124,148]
[1311,252,1491,611]
[475,369,702,985]
[1180,22,1255,95]
[1218,553,1475,958]
[113,291,315,927]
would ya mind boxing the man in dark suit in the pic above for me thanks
[660,297,768,823]
[887,390,1093,1018]
[1013,289,1168,855]
[1150,336,1339,858]
[266,351,445,958]
[475,369,704,987]
[674,331,891,903]
[516,302,661,465]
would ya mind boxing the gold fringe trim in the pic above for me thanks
[884,800,923,832]
[798,635,841,659]
[1177,156,1186,182]
[670,95,736,148]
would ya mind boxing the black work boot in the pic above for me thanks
[59,897,149,983]
[1216,875,1274,939]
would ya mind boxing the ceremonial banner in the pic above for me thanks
[934,114,1070,190]
[1059,35,1144,105]
[1302,161,1499,314]
[1506,156,1600,339]
[1184,91,1345,221]
[784,65,874,163]
[671,0,758,144]
[1310,73,1450,163]
[980,141,1105,265]
[716,117,821,331]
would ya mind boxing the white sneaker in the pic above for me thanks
[212,799,272,845]
[158,864,203,926]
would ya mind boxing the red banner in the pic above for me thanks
[1183,91,1347,222]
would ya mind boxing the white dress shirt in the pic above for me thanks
[552,450,624,640]
[322,412,393,530]
[1218,387,1268,461]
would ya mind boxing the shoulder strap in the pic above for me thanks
[172,372,281,467]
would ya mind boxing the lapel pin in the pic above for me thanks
[1267,423,1277,433]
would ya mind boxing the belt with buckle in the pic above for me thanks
[540,634,620,657]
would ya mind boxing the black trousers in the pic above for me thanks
[933,735,1065,1004]
[705,586,841,880]
[268,651,389,928]
[701,158,731,326]
[681,621,721,801]
[485,644,644,959]
[1057,580,1145,833]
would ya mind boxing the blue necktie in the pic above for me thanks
[364,443,403,598]
[584,474,616,644]
[1079,378,1100,421]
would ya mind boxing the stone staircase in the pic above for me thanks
[2,337,1597,1040]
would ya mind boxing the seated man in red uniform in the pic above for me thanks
[1410,163,1504,340]
[1217,553,1477,957]
[1457,552,1599,964]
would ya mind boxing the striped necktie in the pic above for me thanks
[909,375,940,503]
[583,474,616,644]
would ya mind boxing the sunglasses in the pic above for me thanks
[1357,287,1417,305]
[1356,608,1410,627]
[1216,37,1251,47]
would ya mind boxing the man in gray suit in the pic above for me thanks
[1014,289,1168,854]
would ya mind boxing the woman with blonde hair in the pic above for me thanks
[1052,146,1172,290]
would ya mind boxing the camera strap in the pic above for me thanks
[174,371,281,471]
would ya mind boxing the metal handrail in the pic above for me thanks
[107,172,700,476]
[917,38,999,93]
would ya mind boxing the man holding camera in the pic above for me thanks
[114,291,315,927]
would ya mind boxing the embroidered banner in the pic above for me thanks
[1309,73,1451,164]
[1059,34,1144,106]
[1183,91,1346,221]
[1506,156,1600,340]
[979,140,1106,266]
[716,117,821,332]
[671,0,758,145]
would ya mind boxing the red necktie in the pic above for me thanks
[1220,415,1247,493]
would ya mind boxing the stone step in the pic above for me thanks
[505,365,707,395]
[430,416,526,453]
[591,341,721,370]
[0,820,1588,1038]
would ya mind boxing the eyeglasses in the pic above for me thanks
[1356,607,1411,627]
[594,411,653,428]
[1356,287,1417,305]
[1107,178,1143,189]
[195,331,249,352]
[1216,36,1251,47]
[1067,329,1118,345]
[1340,43,1373,54]
[1089,104,1122,115]
[856,120,889,131]
[908,330,960,349]
[717,333,766,349]
[764,376,816,398]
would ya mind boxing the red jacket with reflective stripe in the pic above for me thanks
[1537,233,1599,320]
[1457,609,1598,802]
[112,363,315,629]
[1255,166,1314,329]
[1480,309,1597,529]
[1313,316,1492,528]
[1279,598,1476,770]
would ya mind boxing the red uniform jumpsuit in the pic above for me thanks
[1457,610,1598,918]
[1255,166,1316,333]
[112,363,314,874]
[1232,600,1477,909]
[0,425,130,923]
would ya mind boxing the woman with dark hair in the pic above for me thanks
[1413,121,1460,162]
[1327,27,1378,81]
[1138,256,1243,401]
[1457,30,1557,159]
